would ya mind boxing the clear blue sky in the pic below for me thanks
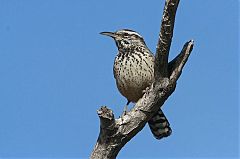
[0,0,238,158]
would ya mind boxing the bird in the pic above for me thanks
[100,29,172,140]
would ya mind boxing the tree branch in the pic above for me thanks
[155,0,180,79]
[91,82,176,159]
[91,0,194,158]
[168,40,194,81]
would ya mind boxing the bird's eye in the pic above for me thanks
[123,39,130,45]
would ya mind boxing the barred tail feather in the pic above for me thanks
[148,108,172,140]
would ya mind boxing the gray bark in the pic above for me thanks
[90,0,194,158]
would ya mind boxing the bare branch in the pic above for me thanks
[90,106,118,159]
[169,40,194,81]
[91,1,195,158]
[91,82,176,159]
[155,0,180,79]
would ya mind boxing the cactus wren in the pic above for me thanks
[100,29,172,140]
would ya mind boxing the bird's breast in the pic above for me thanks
[113,51,154,103]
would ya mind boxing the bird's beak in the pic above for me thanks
[100,31,116,38]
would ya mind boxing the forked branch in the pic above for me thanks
[90,0,194,158]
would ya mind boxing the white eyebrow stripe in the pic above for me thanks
[121,30,142,38]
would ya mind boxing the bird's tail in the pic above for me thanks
[148,108,172,140]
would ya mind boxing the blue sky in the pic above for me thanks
[0,0,238,158]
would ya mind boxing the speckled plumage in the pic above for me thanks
[101,29,172,140]
[113,46,154,102]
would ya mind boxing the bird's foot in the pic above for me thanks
[121,105,128,118]
[143,86,150,94]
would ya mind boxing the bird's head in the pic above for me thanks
[100,29,146,51]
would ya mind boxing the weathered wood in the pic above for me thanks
[90,0,194,158]
[155,0,180,79]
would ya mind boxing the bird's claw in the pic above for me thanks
[121,105,128,117]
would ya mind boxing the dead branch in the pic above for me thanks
[90,0,194,158]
